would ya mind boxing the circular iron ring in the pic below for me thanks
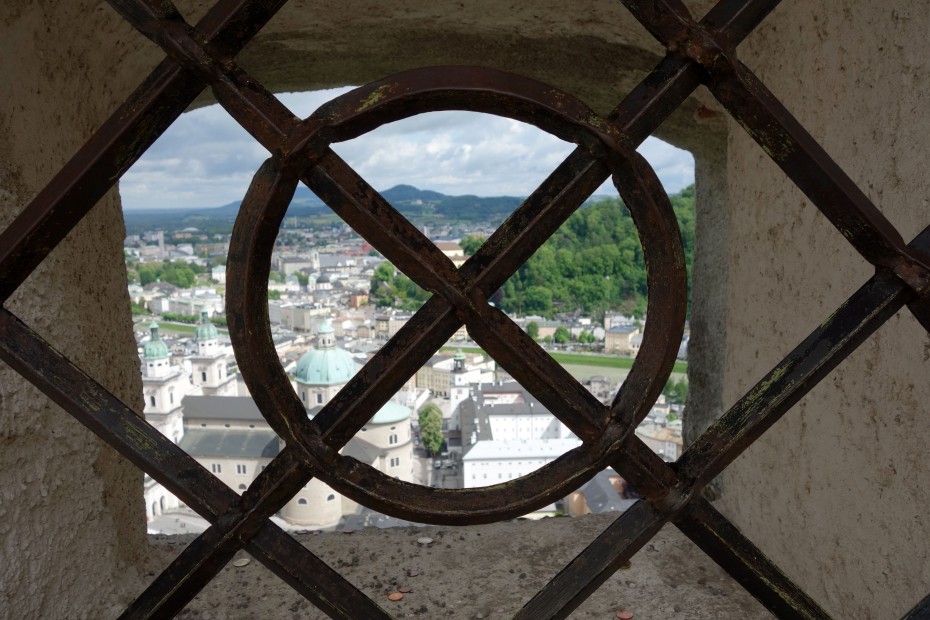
[227,67,686,525]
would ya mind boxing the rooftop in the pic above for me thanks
[182,395,265,422]
[462,438,582,461]
[179,429,279,459]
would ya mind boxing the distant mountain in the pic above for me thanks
[380,184,445,203]
[123,184,535,235]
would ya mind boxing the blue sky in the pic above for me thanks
[119,89,695,210]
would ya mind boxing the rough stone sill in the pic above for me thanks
[139,513,770,619]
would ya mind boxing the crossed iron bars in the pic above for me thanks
[2,0,930,618]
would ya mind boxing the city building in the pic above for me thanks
[604,324,640,355]
[140,322,200,445]
[140,321,202,519]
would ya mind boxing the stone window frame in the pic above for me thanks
[0,0,929,618]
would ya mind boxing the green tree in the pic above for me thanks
[523,286,552,314]
[459,234,486,256]
[526,321,539,340]
[662,377,689,405]
[138,263,159,286]
[553,326,571,344]
[158,260,197,288]
[161,312,198,324]
[269,271,285,283]
[495,185,695,319]
[418,403,444,456]
[369,261,430,310]
[268,290,281,300]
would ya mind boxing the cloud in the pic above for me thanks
[120,89,694,209]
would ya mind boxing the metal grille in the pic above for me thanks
[1,0,929,617]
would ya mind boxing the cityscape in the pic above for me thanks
[125,189,690,534]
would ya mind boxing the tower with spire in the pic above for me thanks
[141,322,192,444]
[189,308,236,396]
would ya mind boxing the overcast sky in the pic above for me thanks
[119,89,695,210]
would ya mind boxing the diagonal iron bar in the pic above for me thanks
[517,224,929,618]
[678,225,930,487]
[0,0,289,302]
[620,0,930,287]
[674,500,831,619]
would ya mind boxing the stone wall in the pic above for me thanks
[716,2,930,616]
[0,2,149,617]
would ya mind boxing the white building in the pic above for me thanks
[285,319,415,526]
[461,437,582,517]
[459,381,574,448]
[458,381,584,517]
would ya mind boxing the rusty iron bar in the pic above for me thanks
[304,150,611,440]
[123,448,325,618]
[902,593,930,620]
[7,0,752,616]
[676,264,921,488]
[515,223,930,618]
[105,0,682,536]
[620,0,930,291]
[674,500,832,619]
[515,248,927,618]
[0,309,391,620]
[518,221,930,618]
[92,0,768,532]
[123,104,623,615]
[107,0,301,149]
[0,0,289,303]
[96,0,680,600]
[515,499,668,620]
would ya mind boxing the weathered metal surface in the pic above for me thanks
[1,0,929,617]
[903,592,930,620]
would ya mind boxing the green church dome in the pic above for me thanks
[195,308,218,341]
[294,319,358,386]
[293,347,358,385]
[143,322,169,359]
[370,400,412,425]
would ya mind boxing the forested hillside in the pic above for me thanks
[495,185,694,318]
[372,185,695,319]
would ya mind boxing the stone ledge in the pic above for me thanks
[140,512,770,619]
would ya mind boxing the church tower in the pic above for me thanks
[189,308,236,396]
[141,322,186,444]
[449,349,471,426]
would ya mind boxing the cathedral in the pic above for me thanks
[141,314,414,528]
[284,319,414,525]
